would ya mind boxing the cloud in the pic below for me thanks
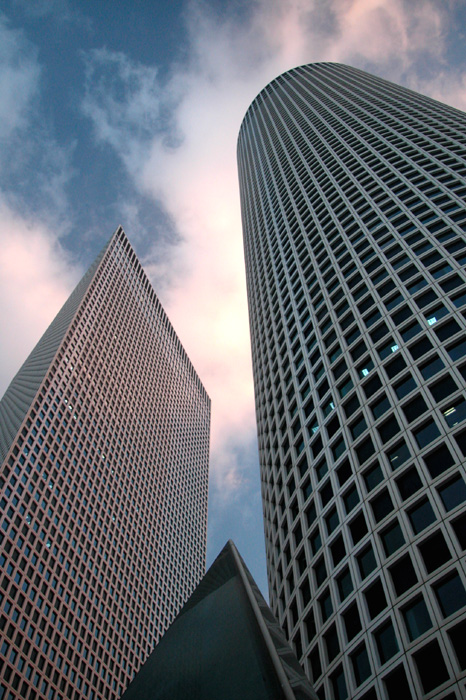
[81,0,465,501]
[0,198,81,397]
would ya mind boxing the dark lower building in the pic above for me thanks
[121,540,317,700]
[0,227,210,700]
[238,63,466,699]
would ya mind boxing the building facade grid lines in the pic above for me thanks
[0,227,210,700]
[238,63,466,700]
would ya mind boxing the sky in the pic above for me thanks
[1,0,466,597]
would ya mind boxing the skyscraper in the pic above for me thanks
[238,63,466,700]
[120,540,317,700]
[0,227,210,700]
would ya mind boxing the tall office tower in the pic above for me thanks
[121,540,317,700]
[0,227,210,700]
[238,63,466,700]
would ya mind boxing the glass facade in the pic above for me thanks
[238,63,466,699]
[0,227,210,700]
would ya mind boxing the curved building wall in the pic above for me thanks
[238,63,466,700]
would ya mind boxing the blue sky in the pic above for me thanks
[1,0,466,596]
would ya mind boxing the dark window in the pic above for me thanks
[320,480,333,508]
[330,664,347,700]
[351,644,371,686]
[429,375,458,402]
[343,485,360,513]
[451,512,466,550]
[357,545,376,579]
[363,374,382,397]
[413,419,441,449]
[409,336,433,360]
[383,665,413,700]
[402,395,428,423]
[309,528,322,556]
[413,640,450,694]
[389,554,418,596]
[419,354,444,379]
[336,459,351,487]
[364,578,387,619]
[350,414,367,439]
[423,443,455,478]
[314,557,327,588]
[415,289,438,308]
[374,620,399,664]
[442,398,466,429]
[394,374,417,399]
[349,512,368,545]
[371,489,393,522]
[418,531,451,573]
[438,475,466,511]
[331,535,346,568]
[400,321,421,341]
[324,624,340,662]
[325,507,339,535]
[385,354,407,378]
[433,571,466,617]
[396,466,422,500]
[402,596,432,641]
[309,645,322,682]
[448,338,466,361]
[319,588,333,622]
[343,602,362,641]
[363,462,383,491]
[355,437,376,465]
[378,416,400,443]
[386,441,410,470]
[336,567,353,602]
[381,520,405,556]
[408,498,436,534]
[448,620,466,670]
[332,437,346,461]
[371,394,390,419]
[344,394,360,418]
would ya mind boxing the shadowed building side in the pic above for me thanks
[121,540,317,700]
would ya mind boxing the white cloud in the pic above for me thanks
[0,199,81,397]
[80,0,465,498]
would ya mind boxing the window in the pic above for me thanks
[319,588,333,623]
[381,520,405,556]
[394,374,416,399]
[423,443,455,478]
[343,602,361,641]
[419,354,444,379]
[429,375,458,402]
[371,395,390,419]
[309,645,322,682]
[324,624,340,662]
[402,596,432,641]
[448,620,466,671]
[355,437,376,465]
[371,489,393,522]
[374,620,399,664]
[357,545,376,579]
[413,419,441,449]
[407,497,436,534]
[314,557,327,588]
[442,398,466,429]
[396,466,422,500]
[364,577,387,619]
[389,554,418,596]
[325,507,339,535]
[336,567,353,602]
[402,395,428,423]
[350,415,367,439]
[418,531,451,573]
[349,512,368,544]
[378,416,400,443]
[330,664,348,700]
[383,665,413,700]
[438,475,466,511]
[363,462,383,491]
[351,644,371,686]
[343,485,360,513]
[433,571,466,617]
[413,640,449,694]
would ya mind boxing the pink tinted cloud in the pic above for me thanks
[81,0,464,492]
[0,201,81,396]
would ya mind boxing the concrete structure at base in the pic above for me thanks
[121,540,317,700]
[238,63,466,699]
[0,227,210,700]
